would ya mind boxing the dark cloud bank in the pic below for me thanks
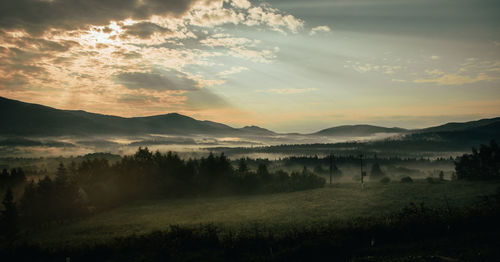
[0,0,206,34]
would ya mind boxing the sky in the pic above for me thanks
[0,0,499,133]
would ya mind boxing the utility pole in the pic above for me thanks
[360,154,365,189]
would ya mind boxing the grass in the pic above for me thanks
[25,180,500,246]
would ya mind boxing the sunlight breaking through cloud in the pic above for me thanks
[0,0,306,120]
[1,0,500,131]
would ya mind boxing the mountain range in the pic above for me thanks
[0,96,274,137]
[311,125,407,137]
[0,96,499,142]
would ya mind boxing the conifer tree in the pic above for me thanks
[1,188,18,238]
[238,158,248,173]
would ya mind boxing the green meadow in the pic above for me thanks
[28,179,500,247]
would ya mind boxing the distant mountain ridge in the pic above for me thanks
[0,96,499,139]
[406,118,500,147]
[239,126,276,136]
[311,125,407,137]
[0,97,251,136]
[418,117,500,133]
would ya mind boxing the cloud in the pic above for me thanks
[0,35,80,53]
[383,65,402,75]
[0,0,310,120]
[117,93,160,104]
[267,88,318,94]
[199,34,277,63]
[413,64,497,86]
[122,22,171,39]
[112,50,142,59]
[351,63,380,73]
[184,88,231,110]
[345,57,499,87]
[0,0,202,34]
[0,73,28,89]
[246,6,304,33]
[188,4,245,27]
[230,0,252,9]
[115,70,199,91]
[424,69,444,76]
[200,36,256,48]
[217,66,248,77]
[227,47,275,63]
[310,25,331,35]
[0,34,72,89]
[187,1,303,34]
[345,60,405,76]
[413,73,494,86]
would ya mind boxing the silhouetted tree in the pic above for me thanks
[68,161,77,177]
[19,180,38,225]
[238,158,249,173]
[439,171,444,181]
[455,140,500,180]
[34,176,54,222]
[0,168,26,190]
[55,162,68,186]
[0,169,8,188]
[370,156,384,180]
[257,163,270,181]
[370,163,384,177]
[54,163,81,219]
[1,187,18,238]
[332,163,342,179]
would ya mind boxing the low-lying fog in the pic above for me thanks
[0,132,402,158]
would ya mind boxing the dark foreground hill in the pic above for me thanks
[0,97,266,137]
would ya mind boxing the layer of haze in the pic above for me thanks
[0,0,499,133]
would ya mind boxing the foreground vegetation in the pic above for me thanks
[1,141,499,261]
[1,180,500,261]
[14,180,500,244]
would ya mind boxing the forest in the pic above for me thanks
[0,147,325,231]
[0,141,499,261]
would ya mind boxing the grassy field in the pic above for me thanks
[27,180,500,246]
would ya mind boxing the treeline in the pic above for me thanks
[455,140,500,180]
[19,163,85,226]
[1,148,325,231]
[0,168,26,190]
[282,155,453,167]
[209,138,479,156]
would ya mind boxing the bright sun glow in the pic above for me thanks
[81,22,124,46]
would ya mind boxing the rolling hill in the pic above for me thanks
[418,117,500,133]
[311,125,407,137]
[1,96,499,144]
[0,97,256,137]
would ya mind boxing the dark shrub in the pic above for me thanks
[400,176,413,183]
[380,177,391,184]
